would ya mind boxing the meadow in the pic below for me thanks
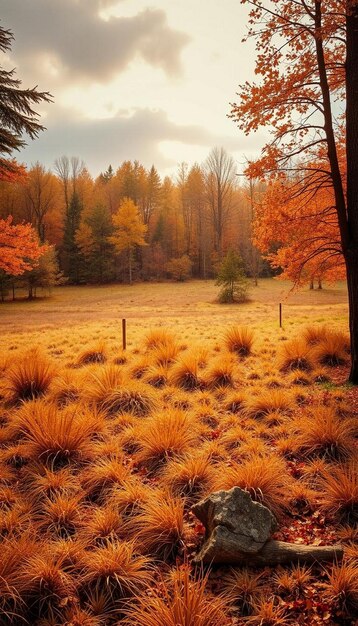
[0,279,357,626]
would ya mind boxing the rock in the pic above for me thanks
[191,486,277,563]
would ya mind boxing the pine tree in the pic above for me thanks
[62,192,83,283]
[0,25,52,179]
[216,249,249,303]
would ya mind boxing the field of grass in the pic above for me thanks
[0,279,357,626]
[0,279,349,362]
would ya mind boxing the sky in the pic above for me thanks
[1,0,268,179]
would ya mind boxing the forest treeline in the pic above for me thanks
[0,147,273,298]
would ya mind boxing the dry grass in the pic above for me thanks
[13,400,104,465]
[293,406,357,461]
[123,564,231,626]
[215,455,290,519]
[224,326,255,356]
[320,460,358,522]
[4,349,56,404]
[0,280,354,625]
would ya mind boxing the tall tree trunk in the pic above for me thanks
[346,0,358,383]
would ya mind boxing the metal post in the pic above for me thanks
[122,318,127,350]
[279,303,282,328]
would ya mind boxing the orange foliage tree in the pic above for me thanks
[230,0,358,383]
[0,216,47,276]
[253,172,346,286]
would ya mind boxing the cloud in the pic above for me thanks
[1,0,190,82]
[16,107,245,176]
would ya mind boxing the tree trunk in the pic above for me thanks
[195,538,343,566]
[346,1,358,383]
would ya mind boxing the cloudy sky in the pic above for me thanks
[2,0,267,178]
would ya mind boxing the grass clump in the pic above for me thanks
[123,565,231,626]
[224,326,254,357]
[4,349,55,404]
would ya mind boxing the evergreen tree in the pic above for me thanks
[76,204,114,283]
[216,249,250,303]
[62,191,83,283]
[0,25,52,179]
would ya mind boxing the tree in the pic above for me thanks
[203,147,236,258]
[167,255,192,281]
[110,197,147,284]
[75,203,114,283]
[216,249,249,303]
[230,0,358,383]
[62,191,83,283]
[0,216,46,276]
[21,246,62,300]
[0,25,52,180]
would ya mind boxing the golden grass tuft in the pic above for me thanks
[79,540,151,598]
[222,567,264,616]
[76,342,107,366]
[244,596,291,625]
[4,349,56,404]
[224,326,254,357]
[134,409,199,470]
[170,354,203,390]
[320,460,358,522]
[215,455,290,519]
[123,565,231,626]
[302,325,329,346]
[160,453,216,502]
[79,505,124,546]
[86,366,155,417]
[144,328,177,350]
[37,493,84,538]
[273,564,311,596]
[80,456,131,503]
[312,330,350,366]
[204,355,236,389]
[18,546,77,613]
[108,481,153,518]
[293,406,357,461]
[243,388,292,419]
[322,562,358,615]
[129,491,185,560]
[277,337,314,372]
[14,400,104,465]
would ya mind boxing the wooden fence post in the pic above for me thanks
[279,303,282,328]
[122,318,127,350]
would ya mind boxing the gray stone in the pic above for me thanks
[192,486,277,563]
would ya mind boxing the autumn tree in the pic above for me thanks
[0,25,52,180]
[0,216,46,276]
[230,0,358,383]
[110,197,147,284]
[203,147,236,258]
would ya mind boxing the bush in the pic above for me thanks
[166,255,192,281]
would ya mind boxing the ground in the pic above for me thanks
[0,278,356,626]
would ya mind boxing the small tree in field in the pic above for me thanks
[216,249,249,303]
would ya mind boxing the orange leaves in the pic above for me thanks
[0,216,48,276]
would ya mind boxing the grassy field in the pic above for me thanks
[0,278,356,626]
[0,278,349,363]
